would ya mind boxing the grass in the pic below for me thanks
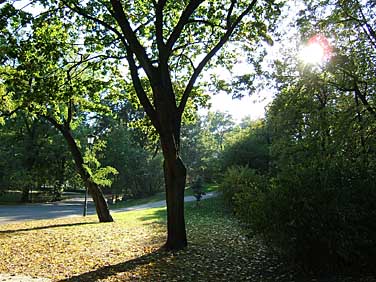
[0,197,287,282]
[110,192,166,209]
[110,183,218,209]
[1,196,373,282]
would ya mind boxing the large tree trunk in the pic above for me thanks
[163,157,187,250]
[160,130,187,250]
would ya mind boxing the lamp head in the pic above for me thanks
[87,134,95,145]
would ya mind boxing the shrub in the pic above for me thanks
[264,164,376,272]
[219,165,269,222]
[220,163,376,273]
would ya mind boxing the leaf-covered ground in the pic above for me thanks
[0,198,375,282]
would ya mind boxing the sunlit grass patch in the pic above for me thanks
[0,198,293,282]
[0,208,166,280]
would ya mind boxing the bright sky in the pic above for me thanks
[208,90,272,123]
[204,1,303,123]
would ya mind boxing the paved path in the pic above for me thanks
[0,198,97,225]
[0,192,217,225]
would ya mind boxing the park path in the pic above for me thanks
[0,192,217,225]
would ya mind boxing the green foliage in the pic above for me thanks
[218,1,376,269]
[268,163,376,271]
[0,114,76,200]
[246,69,376,274]
[221,119,270,173]
[100,122,164,199]
[219,166,268,209]
[181,111,236,182]
[220,165,376,272]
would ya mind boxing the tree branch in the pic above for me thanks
[0,107,22,118]
[62,0,124,42]
[110,0,156,80]
[226,0,236,29]
[125,47,161,131]
[178,0,258,116]
[186,19,226,30]
[165,0,205,52]
[155,0,166,55]
[354,82,376,118]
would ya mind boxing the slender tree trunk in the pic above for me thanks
[87,181,113,222]
[62,130,113,222]
[45,116,113,222]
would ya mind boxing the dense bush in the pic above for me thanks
[220,163,376,272]
[220,122,270,173]
[219,165,269,222]
[267,163,376,272]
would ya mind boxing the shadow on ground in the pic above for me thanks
[57,249,169,282]
[138,208,167,225]
[0,222,98,234]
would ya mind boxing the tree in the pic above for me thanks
[9,0,282,249]
[100,118,164,200]
[0,11,118,222]
[180,111,234,182]
[0,113,74,202]
[259,14,376,267]
[220,119,270,173]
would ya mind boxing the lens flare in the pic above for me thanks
[299,34,332,65]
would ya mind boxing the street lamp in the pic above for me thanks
[84,134,95,216]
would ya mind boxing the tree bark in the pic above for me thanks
[61,128,113,222]
[44,116,113,222]
[87,180,113,222]
[163,156,187,250]
[160,131,187,250]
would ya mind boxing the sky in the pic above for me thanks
[204,1,303,123]
[207,90,273,123]
[199,51,275,123]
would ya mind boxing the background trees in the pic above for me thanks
[0,114,75,202]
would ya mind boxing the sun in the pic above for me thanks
[299,35,332,65]
[299,42,325,64]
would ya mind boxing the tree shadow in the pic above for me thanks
[0,221,98,234]
[138,208,167,225]
[57,248,169,282]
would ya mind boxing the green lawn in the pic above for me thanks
[0,196,372,282]
[0,197,288,282]
[110,183,218,209]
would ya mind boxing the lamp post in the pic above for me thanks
[84,134,95,216]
